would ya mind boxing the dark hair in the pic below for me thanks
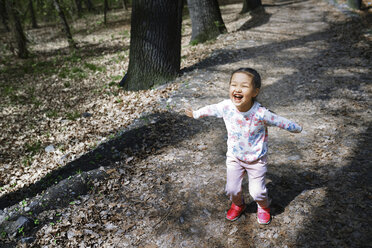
[230,68,261,102]
[230,67,261,89]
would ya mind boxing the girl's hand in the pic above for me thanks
[185,108,194,118]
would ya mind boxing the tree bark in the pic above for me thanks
[5,0,28,58]
[0,0,10,31]
[347,0,361,9]
[187,0,227,44]
[84,0,95,12]
[104,0,108,24]
[53,0,76,48]
[121,0,184,91]
[122,0,128,10]
[75,0,83,17]
[29,0,38,28]
[241,0,262,13]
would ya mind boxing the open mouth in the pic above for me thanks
[233,94,243,102]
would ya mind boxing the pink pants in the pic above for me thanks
[225,152,270,208]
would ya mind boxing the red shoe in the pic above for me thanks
[226,203,246,221]
[257,206,271,224]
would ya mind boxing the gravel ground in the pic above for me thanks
[1,0,371,247]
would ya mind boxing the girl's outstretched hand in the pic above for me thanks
[185,108,194,118]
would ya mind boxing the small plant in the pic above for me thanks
[190,39,199,46]
[120,30,130,38]
[110,75,123,81]
[21,199,27,206]
[46,109,58,118]
[22,156,32,167]
[18,226,25,236]
[1,231,7,238]
[66,111,80,121]
[69,201,75,205]
[84,62,105,72]
[76,169,82,175]
[63,81,71,88]
[95,153,103,160]
[25,141,42,155]
[34,219,39,225]
[4,216,9,221]
[214,21,225,28]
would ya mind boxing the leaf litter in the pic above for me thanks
[1,0,372,247]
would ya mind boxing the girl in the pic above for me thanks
[185,68,302,224]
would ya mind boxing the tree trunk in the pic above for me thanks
[121,0,184,91]
[53,0,76,48]
[241,0,262,13]
[347,0,361,9]
[75,0,83,17]
[0,0,10,31]
[104,0,108,24]
[5,0,28,58]
[122,0,128,10]
[85,0,95,12]
[187,0,227,44]
[29,0,38,28]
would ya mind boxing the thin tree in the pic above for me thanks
[120,0,184,91]
[29,0,38,28]
[122,0,128,11]
[104,0,108,24]
[5,0,28,58]
[241,0,262,13]
[75,0,83,17]
[186,0,227,44]
[84,0,95,12]
[0,0,10,31]
[53,0,76,48]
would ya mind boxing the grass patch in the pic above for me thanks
[66,111,80,121]
[59,66,87,79]
[84,62,106,72]
[46,109,59,118]
[25,141,42,155]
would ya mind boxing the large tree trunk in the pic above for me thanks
[241,0,262,13]
[53,0,76,48]
[29,0,38,28]
[5,0,28,58]
[347,0,361,9]
[120,0,184,91]
[0,0,10,31]
[186,0,226,44]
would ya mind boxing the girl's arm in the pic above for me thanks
[263,110,302,133]
[186,103,224,119]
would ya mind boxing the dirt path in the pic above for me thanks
[3,0,371,247]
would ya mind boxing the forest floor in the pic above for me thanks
[1,0,372,247]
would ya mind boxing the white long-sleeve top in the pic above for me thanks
[193,100,302,163]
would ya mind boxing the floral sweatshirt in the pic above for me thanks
[193,100,302,163]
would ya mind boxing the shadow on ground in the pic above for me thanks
[1,2,371,246]
[0,112,204,209]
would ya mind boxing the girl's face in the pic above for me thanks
[229,72,259,112]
